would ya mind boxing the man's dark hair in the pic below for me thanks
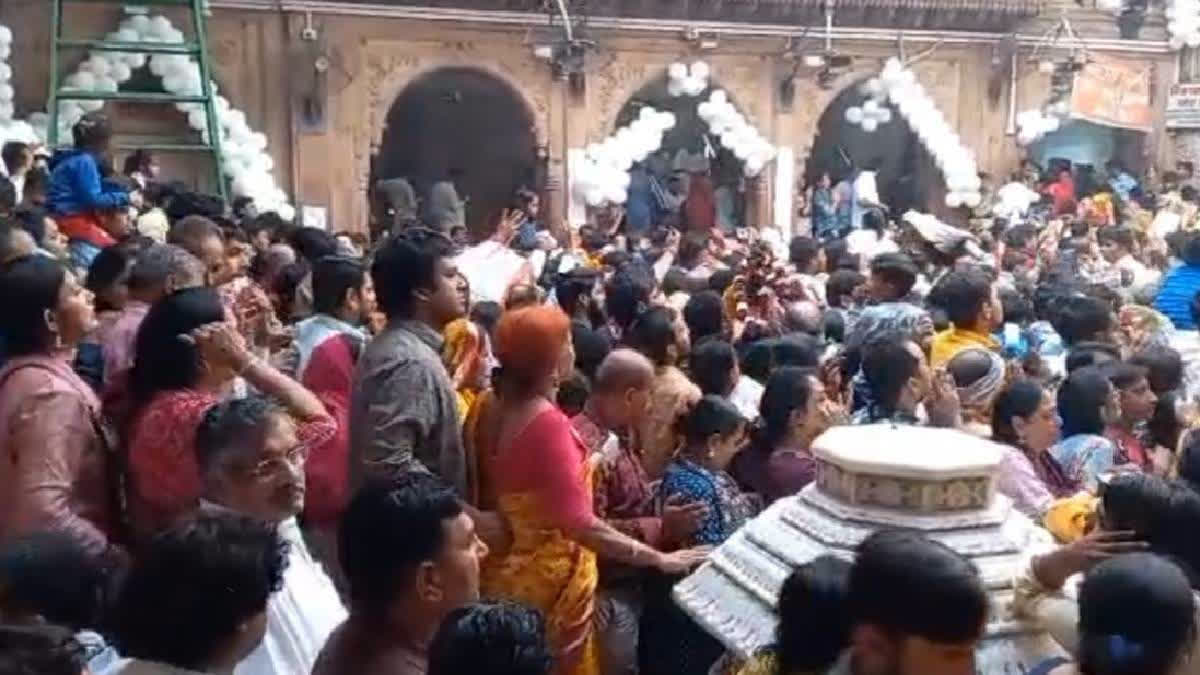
[603,262,655,332]
[312,255,367,316]
[122,149,154,176]
[195,395,283,476]
[869,252,918,299]
[0,531,119,631]
[849,530,986,644]
[127,243,173,293]
[470,301,503,337]
[683,290,725,344]
[429,601,552,675]
[689,338,738,397]
[340,474,463,619]
[72,112,112,149]
[708,268,736,295]
[167,214,224,253]
[789,236,821,271]
[1183,232,1200,268]
[289,227,339,263]
[825,270,865,309]
[1002,224,1037,250]
[0,176,16,213]
[1,141,28,175]
[372,228,454,318]
[1097,226,1135,252]
[1098,360,1149,393]
[1051,295,1113,346]
[860,334,919,414]
[1129,346,1183,395]
[928,269,992,329]
[1064,341,1121,374]
[110,513,289,671]
[0,624,87,675]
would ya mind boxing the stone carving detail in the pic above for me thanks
[347,40,552,219]
[816,461,991,512]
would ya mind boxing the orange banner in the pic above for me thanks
[1069,56,1153,132]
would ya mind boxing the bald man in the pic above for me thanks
[783,300,824,337]
[572,349,706,675]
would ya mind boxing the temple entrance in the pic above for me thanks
[614,74,748,232]
[805,78,941,221]
[371,67,538,237]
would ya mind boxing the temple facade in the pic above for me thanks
[0,0,1183,233]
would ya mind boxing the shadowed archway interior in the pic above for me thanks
[805,78,940,218]
[372,67,538,237]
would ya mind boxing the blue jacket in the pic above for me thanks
[1154,263,1200,330]
[46,149,130,216]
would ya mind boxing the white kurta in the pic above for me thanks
[234,518,347,675]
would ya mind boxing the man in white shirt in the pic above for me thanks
[194,395,348,675]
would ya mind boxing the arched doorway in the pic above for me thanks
[613,74,748,231]
[371,67,538,237]
[805,79,940,220]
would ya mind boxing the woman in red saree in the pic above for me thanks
[476,306,708,675]
[684,172,717,233]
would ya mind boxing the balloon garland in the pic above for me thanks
[667,61,710,98]
[572,107,676,208]
[24,14,293,220]
[0,24,40,152]
[696,90,775,177]
[1167,0,1200,50]
[859,57,982,209]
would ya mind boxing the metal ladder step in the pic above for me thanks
[48,0,227,202]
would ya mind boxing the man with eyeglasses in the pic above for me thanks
[194,395,346,675]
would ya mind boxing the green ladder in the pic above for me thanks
[47,0,227,202]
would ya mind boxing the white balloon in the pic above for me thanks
[745,158,764,177]
[690,61,710,82]
[79,100,104,112]
[149,16,174,38]
[945,192,964,208]
[275,204,296,222]
[733,143,751,160]
[1188,31,1200,48]
[0,84,12,103]
[862,99,880,115]
[67,71,97,91]
[710,90,729,105]
[684,77,706,97]
[110,62,132,83]
[187,108,208,130]
[0,25,12,45]
[1171,35,1187,51]
[127,15,153,36]
[658,111,676,130]
[876,107,893,124]
[666,79,684,98]
[667,62,688,81]
[114,27,141,44]
[249,131,268,151]
[84,55,112,78]
[861,118,878,133]
[964,192,983,208]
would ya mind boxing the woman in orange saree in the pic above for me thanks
[477,306,708,675]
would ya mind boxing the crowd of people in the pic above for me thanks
[4,109,1200,675]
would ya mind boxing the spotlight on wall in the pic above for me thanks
[533,45,554,61]
[802,53,826,68]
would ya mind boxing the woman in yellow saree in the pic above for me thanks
[476,306,708,675]
[442,317,487,420]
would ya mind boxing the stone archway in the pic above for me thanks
[353,43,551,234]
[370,66,539,236]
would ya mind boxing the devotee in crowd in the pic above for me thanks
[427,601,553,675]
[13,109,1200,675]
[195,396,345,674]
[107,513,289,675]
[929,268,1001,367]
[2,141,33,205]
[0,255,120,556]
[0,624,91,675]
[125,288,333,539]
[313,474,489,675]
[474,305,707,675]
[46,113,131,270]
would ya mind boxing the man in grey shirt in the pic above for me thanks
[349,227,468,496]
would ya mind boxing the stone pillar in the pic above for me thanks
[1175,48,1200,167]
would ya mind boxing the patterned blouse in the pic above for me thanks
[1047,433,1116,494]
[658,458,761,547]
